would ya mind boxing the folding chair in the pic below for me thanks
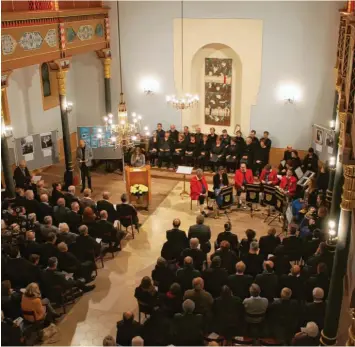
[119,215,136,239]
[137,301,151,324]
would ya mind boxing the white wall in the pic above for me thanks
[6,51,105,144]
[111,1,343,149]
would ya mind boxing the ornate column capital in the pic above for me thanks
[341,165,355,210]
[96,49,112,79]
[48,59,71,96]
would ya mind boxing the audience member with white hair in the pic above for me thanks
[64,185,80,208]
[292,321,320,346]
[241,240,264,278]
[243,283,268,324]
[57,222,77,245]
[303,287,327,330]
[24,189,40,215]
[172,299,203,346]
[254,260,278,302]
[102,335,116,346]
[116,311,142,346]
[53,197,70,225]
[38,193,53,223]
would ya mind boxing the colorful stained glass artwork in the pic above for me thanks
[1,34,17,55]
[77,25,94,41]
[19,32,43,51]
[95,23,104,37]
[66,28,76,43]
[44,29,57,47]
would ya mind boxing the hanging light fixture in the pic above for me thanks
[166,1,199,110]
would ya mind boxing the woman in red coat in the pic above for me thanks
[190,169,209,216]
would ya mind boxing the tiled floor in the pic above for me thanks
[42,162,282,346]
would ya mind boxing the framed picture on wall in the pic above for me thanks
[204,58,232,126]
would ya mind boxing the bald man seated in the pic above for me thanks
[116,311,142,347]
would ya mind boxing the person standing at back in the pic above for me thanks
[76,139,93,193]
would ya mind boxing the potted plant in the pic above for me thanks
[130,184,149,205]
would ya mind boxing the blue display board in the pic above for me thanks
[77,126,122,160]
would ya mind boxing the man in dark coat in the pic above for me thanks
[188,214,212,254]
[255,260,278,302]
[176,256,201,292]
[180,238,206,272]
[13,160,31,189]
[166,218,189,252]
[227,261,253,300]
[116,193,140,229]
[97,191,117,223]
[116,312,142,347]
[259,227,281,259]
[96,210,124,250]
[38,193,53,223]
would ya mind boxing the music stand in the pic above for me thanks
[246,183,261,217]
[262,185,276,222]
[176,166,193,198]
[219,186,234,209]
[267,188,286,226]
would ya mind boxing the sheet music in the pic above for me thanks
[294,167,303,180]
[176,166,193,175]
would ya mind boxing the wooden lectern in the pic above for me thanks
[125,165,152,209]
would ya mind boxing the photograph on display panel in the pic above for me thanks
[21,136,34,161]
[204,58,232,126]
[40,132,53,157]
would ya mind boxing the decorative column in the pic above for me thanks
[96,48,112,116]
[326,90,340,207]
[49,59,73,188]
[320,165,355,346]
[1,71,15,199]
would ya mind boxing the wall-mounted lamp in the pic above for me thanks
[329,156,336,168]
[329,120,335,130]
[328,220,337,244]
[64,101,73,114]
[141,78,159,95]
[277,84,301,104]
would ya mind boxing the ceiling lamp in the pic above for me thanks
[166,1,199,110]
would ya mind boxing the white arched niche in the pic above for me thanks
[173,19,263,134]
[190,43,242,134]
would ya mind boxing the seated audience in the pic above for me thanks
[241,241,264,278]
[180,238,206,272]
[1,280,22,320]
[176,256,201,292]
[74,225,101,261]
[292,321,319,346]
[116,193,140,229]
[24,189,40,215]
[228,261,253,300]
[57,242,95,283]
[53,197,70,225]
[215,221,239,253]
[243,283,268,324]
[40,232,59,267]
[80,188,96,211]
[57,222,78,245]
[269,245,291,276]
[51,182,65,206]
[151,257,176,293]
[1,310,23,347]
[212,285,243,338]
[13,160,32,189]
[239,229,257,257]
[161,283,183,317]
[307,242,334,275]
[116,311,142,347]
[134,276,159,314]
[202,256,228,298]
[64,185,80,209]
[172,299,204,346]
[282,226,303,261]
[211,240,238,275]
[187,214,212,253]
[303,287,327,330]
[268,287,300,344]
[255,260,278,302]
[279,265,304,301]
[20,231,42,259]
[305,263,329,301]
[21,282,59,324]
[66,201,83,233]
[96,210,123,250]
[258,227,280,259]
[38,193,53,223]
[97,192,116,223]
[166,218,188,253]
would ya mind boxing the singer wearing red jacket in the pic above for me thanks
[190,169,211,216]
[260,164,279,186]
[234,163,254,207]
[280,169,297,197]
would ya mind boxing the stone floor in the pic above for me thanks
[37,163,284,346]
